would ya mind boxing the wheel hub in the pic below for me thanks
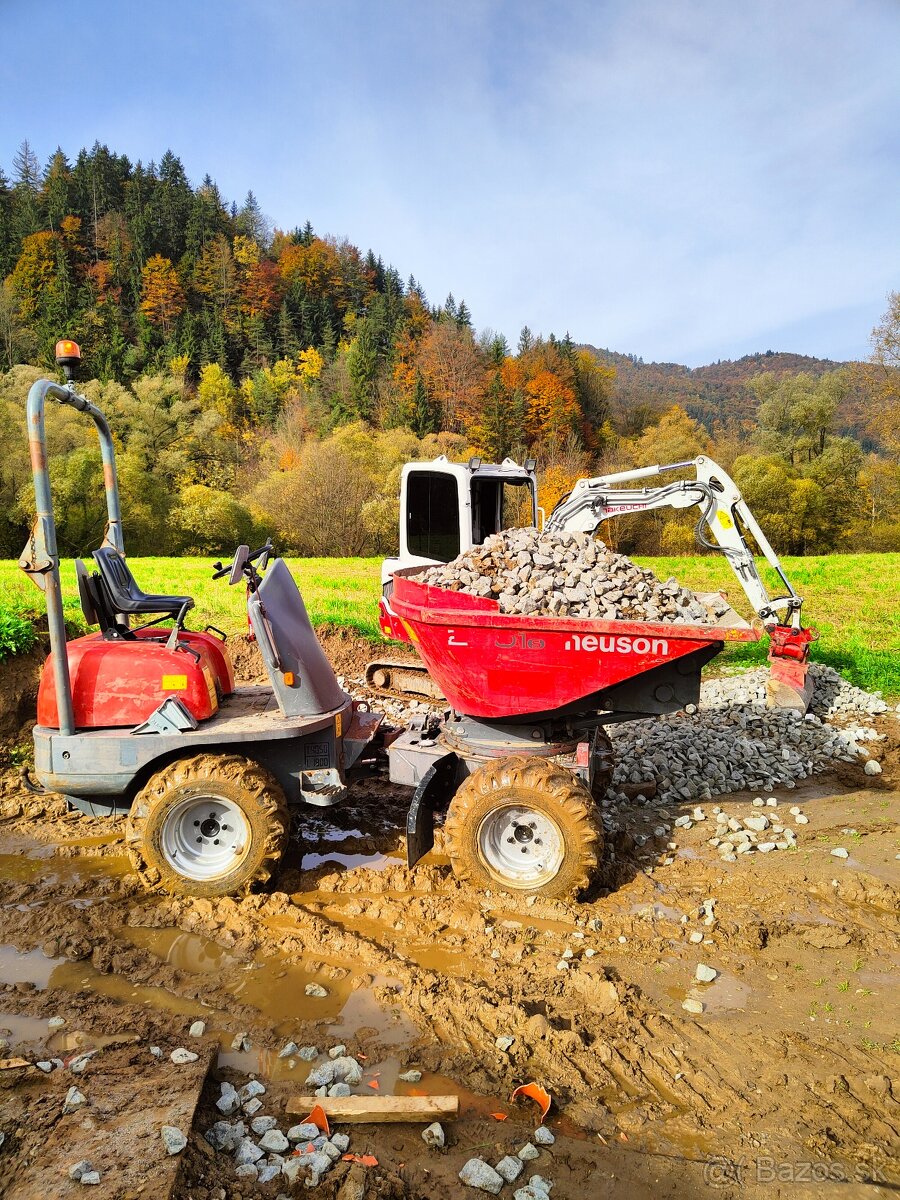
[161,794,250,882]
[477,804,564,887]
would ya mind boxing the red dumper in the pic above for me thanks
[384,569,760,898]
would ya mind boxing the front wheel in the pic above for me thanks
[126,754,289,897]
[442,755,603,899]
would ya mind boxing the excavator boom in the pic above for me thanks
[546,455,814,709]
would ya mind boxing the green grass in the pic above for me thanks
[634,553,900,695]
[0,553,897,694]
[0,556,386,650]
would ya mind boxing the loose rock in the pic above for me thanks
[235,1137,264,1166]
[216,1082,241,1116]
[496,1155,525,1182]
[260,1129,290,1153]
[63,1086,86,1114]
[169,1047,198,1065]
[161,1126,187,1155]
[287,1122,321,1142]
[459,1158,505,1193]
[422,1121,445,1148]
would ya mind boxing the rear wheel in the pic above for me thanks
[443,755,603,899]
[126,754,289,897]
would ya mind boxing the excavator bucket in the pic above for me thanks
[766,627,815,713]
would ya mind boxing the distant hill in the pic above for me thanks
[584,346,850,433]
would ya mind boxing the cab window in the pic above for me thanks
[406,472,460,561]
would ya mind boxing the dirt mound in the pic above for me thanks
[0,647,44,741]
[228,627,416,686]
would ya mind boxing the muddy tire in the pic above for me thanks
[126,754,289,898]
[443,755,603,899]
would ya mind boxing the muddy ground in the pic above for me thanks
[0,635,897,1199]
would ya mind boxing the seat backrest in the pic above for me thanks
[248,558,346,718]
[75,559,100,627]
[92,547,143,609]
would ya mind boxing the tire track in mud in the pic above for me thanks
[115,866,900,1159]
[1,777,898,1172]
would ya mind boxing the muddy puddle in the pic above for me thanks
[125,924,417,1048]
[0,847,131,889]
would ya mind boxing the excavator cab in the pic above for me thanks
[378,455,538,639]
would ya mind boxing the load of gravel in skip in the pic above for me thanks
[419,528,729,624]
[604,662,891,810]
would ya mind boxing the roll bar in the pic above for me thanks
[19,378,124,736]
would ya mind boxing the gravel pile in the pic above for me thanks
[605,664,889,810]
[419,528,728,624]
[204,1047,384,1188]
[702,661,890,719]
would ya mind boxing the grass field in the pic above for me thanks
[1,553,897,694]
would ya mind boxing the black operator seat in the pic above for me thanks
[91,547,194,618]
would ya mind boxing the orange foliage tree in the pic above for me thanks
[139,254,185,337]
[525,369,579,449]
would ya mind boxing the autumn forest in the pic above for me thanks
[0,141,897,561]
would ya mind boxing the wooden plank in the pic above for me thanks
[285,1094,459,1123]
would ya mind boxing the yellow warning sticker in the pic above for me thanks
[717,511,734,529]
[335,712,343,738]
[161,674,187,690]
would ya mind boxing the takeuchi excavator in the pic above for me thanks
[374,453,814,711]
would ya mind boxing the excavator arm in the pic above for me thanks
[546,456,814,708]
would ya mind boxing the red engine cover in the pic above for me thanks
[37,632,227,730]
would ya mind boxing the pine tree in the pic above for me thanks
[42,149,71,232]
[456,299,472,330]
[412,369,437,436]
[0,169,16,278]
[154,150,192,261]
[237,190,270,248]
[517,325,534,355]
[11,140,42,241]
[347,319,379,418]
[276,301,301,359]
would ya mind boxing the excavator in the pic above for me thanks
[372,454,814,712]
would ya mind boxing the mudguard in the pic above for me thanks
[406,751,460,868]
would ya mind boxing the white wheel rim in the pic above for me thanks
[476,803,565,888]
[160,794,251,882]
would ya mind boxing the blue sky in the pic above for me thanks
[2,0,898,366]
